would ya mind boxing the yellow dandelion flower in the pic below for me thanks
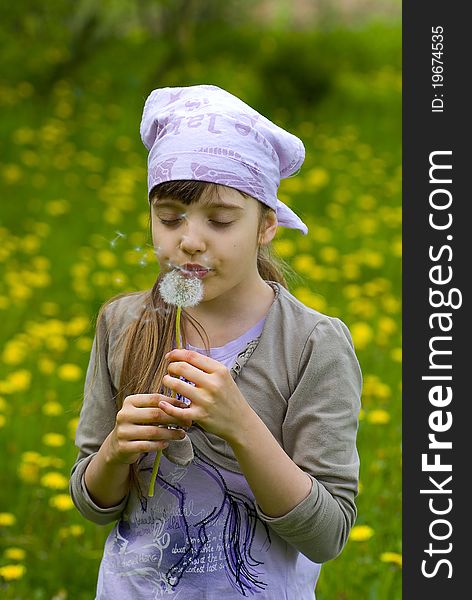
[45,336,68,352]
[358,194,376,210]
[39,456,65,469]
[2,340,28,364]
[306,167,329,189]
[41,472,68,490]
[22,270,50,288]
[350,322,373,351]
[391,347,402,362]
[22,451,42,464]
[70,524,84,537]
[382,295,401,314]
[38,357,56,375]
[326,203,344,219]
[374,382,392,400]
[379,316,397,335]
[0,564,26,581]
[358,408,365,421]
[272,239,296,258]
[57,363,82,381]
[342,261,361,281]
[46,199,70,216]
[343,284,362,300]
[0,396,7,411]
[380,552,402,567]
[318,246,339,264]
[66,316,90,336]
[43,433,66,447]
[68,417,79,437]
[362,250,384,268]
[49,494,74,511]
[392,237,402,257]
[312,226,332,243]
[22,234,41,253]
[76,336,92,352]
[42,402,63,416]
[4,547,26,561]
[10,283,33,300]
[111,271,128,288]
[350,525,374,542]
[293,254,316,275]
[92,271,111,287]
[2,164,22,184]
[0,295,9,309]
[367,409,391,425]
[294,288,327,313]
[0,513,16,526]
[7,370,32,392]
[358,218,378,236]
[97,249,118,268]
[18,462,40,484]
[104,207,122,225]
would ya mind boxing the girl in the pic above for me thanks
[70,84,362,599]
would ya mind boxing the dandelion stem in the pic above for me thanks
[148,304,183,497]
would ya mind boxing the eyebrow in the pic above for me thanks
[154,199,244,211]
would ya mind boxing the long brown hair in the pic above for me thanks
[86,180,297,490]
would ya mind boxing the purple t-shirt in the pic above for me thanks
[95,316,321,598]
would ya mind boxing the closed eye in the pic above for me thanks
[158,218,233,228]
[158,218,183,227]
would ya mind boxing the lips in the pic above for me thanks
[179,263,211,278]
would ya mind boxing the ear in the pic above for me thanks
[258,209,278,246]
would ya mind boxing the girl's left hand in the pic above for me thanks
[159,349,252,442]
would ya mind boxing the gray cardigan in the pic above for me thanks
[70,281,362,563]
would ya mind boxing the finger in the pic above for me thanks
[158,401,194,429]
[165,349,220,374]
[127,407,188,426]
[162,373,200,398]
[127,393,183,409]
[121,425,187,442]
[166,361,207,387]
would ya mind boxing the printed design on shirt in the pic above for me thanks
[159,450,271,596]
[102,450,271,596]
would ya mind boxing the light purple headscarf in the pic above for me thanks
[140,84,308,234]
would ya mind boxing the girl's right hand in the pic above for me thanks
[108,393,189,465]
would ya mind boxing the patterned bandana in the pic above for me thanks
[140,84,308,234]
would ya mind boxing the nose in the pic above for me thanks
[178,219,206,255]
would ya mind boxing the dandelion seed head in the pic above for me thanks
[159,270,203,307]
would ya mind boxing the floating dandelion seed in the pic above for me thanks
[148,269,203,497]
[110,230,127,248]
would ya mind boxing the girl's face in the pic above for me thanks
[151,186,277,305]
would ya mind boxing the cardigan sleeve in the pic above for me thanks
[255,316,362,563]
[69,307,129,525]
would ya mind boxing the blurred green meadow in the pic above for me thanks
[0,3,401,598]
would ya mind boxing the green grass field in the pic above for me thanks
[0,20,401,599]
